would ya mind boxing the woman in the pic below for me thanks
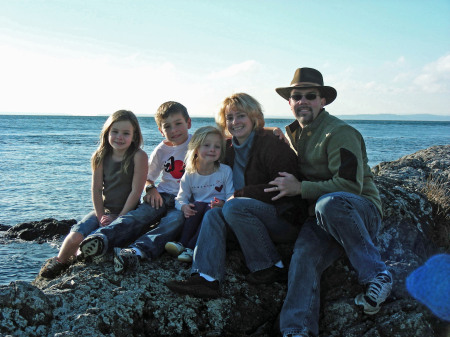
[166,93,307,298]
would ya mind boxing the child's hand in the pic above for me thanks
[210,197,225,208]
[181,204,197,218]
[100,214,117,227]
[144,188,164,209]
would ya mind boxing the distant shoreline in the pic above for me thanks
[1,113,450,122]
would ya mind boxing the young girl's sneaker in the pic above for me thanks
[39,256,70,279]
[165,242,184,256]
[178,248,193,262]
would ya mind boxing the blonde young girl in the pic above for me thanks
[39,110,148,278]
[165,126,234,262]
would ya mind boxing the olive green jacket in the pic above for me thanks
[285,109,383,216]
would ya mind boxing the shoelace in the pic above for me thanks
[124,250,138,267]
[366,273,391,303]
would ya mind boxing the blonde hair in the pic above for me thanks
[91,110,143,174]
[215,93,265,138]
[184,126,225,174]
[154,101,190,129]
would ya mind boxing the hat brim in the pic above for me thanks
[276,85,337,105]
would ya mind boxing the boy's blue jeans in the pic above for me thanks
[191,197,300,282]
[280,192,385,337]
[87,193,184,260]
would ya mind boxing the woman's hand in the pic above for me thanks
[144,188,164,209]
[265,172,302,201]
[181,204,197,218]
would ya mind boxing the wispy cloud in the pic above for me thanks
[413,53,450,93]
[207,60,259,79]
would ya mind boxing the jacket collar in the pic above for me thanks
[287,109,329,133]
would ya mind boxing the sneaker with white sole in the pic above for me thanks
[114,247,140,274]
[355,271,393,315]
[178,248,193,262]
[80,236,105,258]
[165,242,184,257]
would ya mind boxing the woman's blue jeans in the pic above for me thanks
[280,192,385,337]
[191,197,300,282]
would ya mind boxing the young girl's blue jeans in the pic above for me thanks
[179,201,211,249]
[71,211,100,237]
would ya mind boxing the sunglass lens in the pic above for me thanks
[290,93,317,101]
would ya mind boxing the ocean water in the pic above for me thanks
[0,115,449,285]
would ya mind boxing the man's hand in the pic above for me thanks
[272,128,289,144]
[264,172,302,201]
[181,204,197,218]
[143,188,164,209]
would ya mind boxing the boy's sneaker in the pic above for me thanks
[166,274,220,298]
[114,247,140,274]
[178,248,193,262]
[39,256,70,279]
[165,242,184,257]
[80,236,105,258]
[355,271,393,315]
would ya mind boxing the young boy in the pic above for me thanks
[79,101,192,274]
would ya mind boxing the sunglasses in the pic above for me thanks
[289,93,319,101]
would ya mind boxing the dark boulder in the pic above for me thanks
[5,218,76,243]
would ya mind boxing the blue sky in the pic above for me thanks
[1,0,449,118]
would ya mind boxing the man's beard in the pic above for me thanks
[295,108,314,125]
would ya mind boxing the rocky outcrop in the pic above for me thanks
[4,218,76,243]
[1,145,449,337]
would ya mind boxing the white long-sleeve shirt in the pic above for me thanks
[175,163,234,210]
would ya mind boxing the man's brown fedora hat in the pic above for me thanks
[276,67,337,105]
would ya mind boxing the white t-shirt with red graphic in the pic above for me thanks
[175,163,235,210]
[147,134,192,196]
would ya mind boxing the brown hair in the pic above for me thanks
[91,110,143,174]
[154,101,190,128]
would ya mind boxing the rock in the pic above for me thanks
[1,145,449,337]
[0,224,11,231]
[5,218,76,243]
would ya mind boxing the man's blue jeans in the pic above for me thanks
[191,197,300,282]
[280,192,385,337]
[87,193,184,260]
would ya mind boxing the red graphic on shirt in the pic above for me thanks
[215,185,224,192]
[164,156,185,179]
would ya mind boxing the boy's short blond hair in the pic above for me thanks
[154,101,190,128]
[215,93,265,138]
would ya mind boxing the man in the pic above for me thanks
[266,68,392,337]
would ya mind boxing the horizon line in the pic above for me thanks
[1,112,449,122]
